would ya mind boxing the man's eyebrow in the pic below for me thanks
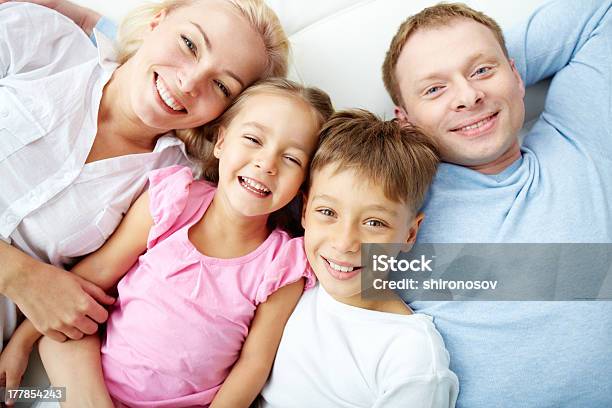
[414,52,491,87]
[190,21,245,89]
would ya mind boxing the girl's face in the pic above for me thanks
[127,0,267,133]
[214,93,320,219]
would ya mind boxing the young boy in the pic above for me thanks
[260,109,458,407]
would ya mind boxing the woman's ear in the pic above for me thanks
[149,8,168,31]
[213,127,227,159]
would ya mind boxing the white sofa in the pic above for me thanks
[22,0,552,402]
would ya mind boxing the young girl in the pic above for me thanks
[0,78,333,407]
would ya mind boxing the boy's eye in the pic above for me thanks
[365,219,386,228]
[215,80,231,98]
[181,35,197,54]
[316,208,335,217]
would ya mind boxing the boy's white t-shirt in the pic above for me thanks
[260,284,459,408]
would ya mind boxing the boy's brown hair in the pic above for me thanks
[310,109,439,214]
[382,2,508,107]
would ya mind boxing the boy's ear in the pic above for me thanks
[300,191,308,229]
[213,127,227,159]
[401,212,425,252]
[149,8,168,31]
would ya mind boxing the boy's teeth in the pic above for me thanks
[156,77,184,111]
[328,260,355,273]
[241,177,270,193]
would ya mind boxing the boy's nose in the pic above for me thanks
[331,223,360,254]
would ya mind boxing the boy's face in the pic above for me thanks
[394,18,525,169]
[302,165,423,304]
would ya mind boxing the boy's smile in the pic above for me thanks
[302,165,422,307]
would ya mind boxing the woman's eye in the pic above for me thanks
[181,35,196,54]
[215,80,231,98]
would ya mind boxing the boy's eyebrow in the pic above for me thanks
[363,204,398,216]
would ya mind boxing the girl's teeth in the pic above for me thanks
[156,77,184,111]
[242,177,270,193]
[328,260,355,273]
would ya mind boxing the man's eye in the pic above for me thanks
[425,86,441,95]
[181,35,196,54]
[215,80,231,98]
[473,67,491,76]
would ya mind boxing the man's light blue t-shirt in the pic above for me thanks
[413,0,612,407]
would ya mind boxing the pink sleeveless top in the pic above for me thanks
[101,165,314,407]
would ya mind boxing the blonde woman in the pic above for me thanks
[0,0,288,350]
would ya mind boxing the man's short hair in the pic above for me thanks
[309,109,439,213]
[382,2,509,107]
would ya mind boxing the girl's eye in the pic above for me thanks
[365,219,386,228]
[215,80,231,98]
[181,35,196,54]
[244,136,260,145]
[284,156,301,166]
[316,208,335,217]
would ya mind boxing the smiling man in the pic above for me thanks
[382,0,612,407]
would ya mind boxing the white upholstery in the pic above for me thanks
[74,0,551,121]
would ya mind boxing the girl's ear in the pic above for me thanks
[149,8,168,32]
[213,127,227,159]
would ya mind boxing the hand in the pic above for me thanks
[5,262,115,342]
[0,0,102,35]
[0,336,32,405]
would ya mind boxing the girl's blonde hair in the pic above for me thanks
[195,78,334,236]
[116,0,289,79]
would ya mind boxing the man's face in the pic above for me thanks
[395,18,525,170]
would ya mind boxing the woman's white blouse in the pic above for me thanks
[0,4,190,339]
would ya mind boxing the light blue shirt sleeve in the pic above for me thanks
[89,16,118,46]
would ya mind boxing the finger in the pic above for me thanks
[81,280,115,306]
[44,329,67,343]
[5,374,21,405]
[73,315,98,336]
[60,325,84,341]
[82,296,110,325]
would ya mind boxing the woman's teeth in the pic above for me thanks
[239,177,271,196]
[156,76,185,111]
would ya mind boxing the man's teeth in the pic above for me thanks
[457,115,494,131]
[328,260,357,273]
[156,76,184,111]
[240,177,271,194]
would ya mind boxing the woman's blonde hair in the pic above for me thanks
[116,0,289,79]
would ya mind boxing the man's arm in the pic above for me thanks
[506,0,611,86]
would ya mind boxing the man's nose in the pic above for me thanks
[452,79,484,111]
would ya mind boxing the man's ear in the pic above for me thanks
[401,212,425,252]
[509,58,526,98]
[394,105,410,124]
[148,8,168,31]
[213,127,227,159]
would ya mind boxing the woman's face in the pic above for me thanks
[127,0,268,133]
